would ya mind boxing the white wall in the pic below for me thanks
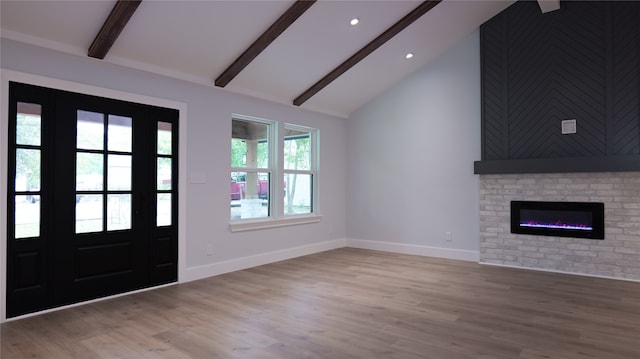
[346,31,481,261]
[0,38,347,303]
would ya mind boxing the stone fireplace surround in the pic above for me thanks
[479,172,640,281]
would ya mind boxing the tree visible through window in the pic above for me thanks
[284,125,315,215]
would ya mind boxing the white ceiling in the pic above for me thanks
[1,0,517,118]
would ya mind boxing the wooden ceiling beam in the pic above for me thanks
[293,0,441,107]
[215,0,317,88]
[88,0,142,59]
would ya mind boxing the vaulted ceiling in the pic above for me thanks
[0,0,554,118]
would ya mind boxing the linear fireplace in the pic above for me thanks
[511,201,605,239]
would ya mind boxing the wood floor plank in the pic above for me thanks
[2,248,639,358]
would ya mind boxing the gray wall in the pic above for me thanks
[346,31,482,260]
[0,38,347,287]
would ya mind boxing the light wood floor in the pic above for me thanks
[2,248,639,358]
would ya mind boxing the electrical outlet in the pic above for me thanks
[445,232,452,242]
[206,244,213,256]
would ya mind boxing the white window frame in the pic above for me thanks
[282,123,318,217]
[229,116,320,232]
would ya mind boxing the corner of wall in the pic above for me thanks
[346,238,479,262]
[181,238,346,283]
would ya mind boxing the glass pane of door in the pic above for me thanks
[76,195,103,233]
[108,115,132,152]
[16,148,40,191]
[107,194,132,231]
[158,122,172,155]
[75,111,134,234]
[77,110,104,150]
[16,103,41,146]
[157,158,172,190]
[76,153,104,191]
[157,193,172,226]
[15,195,40,239]
[108,154,131,190]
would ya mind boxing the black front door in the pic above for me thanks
[7,82,179,317]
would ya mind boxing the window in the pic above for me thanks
[284,124,316,215]
[231,116,272,220]
[231,116,318,224]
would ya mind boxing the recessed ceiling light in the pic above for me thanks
[350,18,359,26]
[405,53,414,59]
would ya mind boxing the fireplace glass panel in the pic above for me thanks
[511,201,604,239]
[520,209,593,231]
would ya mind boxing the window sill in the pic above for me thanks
[229,214,322,232]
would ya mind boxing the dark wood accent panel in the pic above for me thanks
[507,1,607,159]
[611,1,640,155]
[293,0,442,106]
[477,1,640,174]
[88,0,142,59]
[480,10,508,160]
[215,0,317,88]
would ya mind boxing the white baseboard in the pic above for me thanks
[346,238,479,262]
[479,261,640,283]
[181,238,346,283]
